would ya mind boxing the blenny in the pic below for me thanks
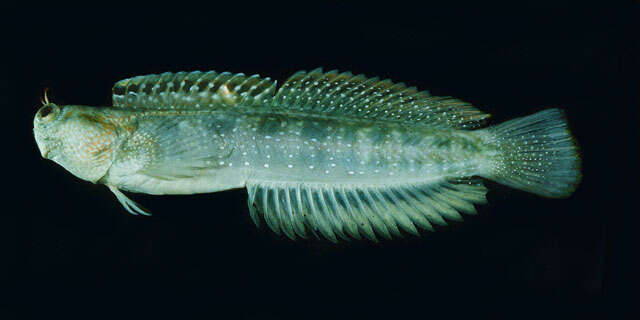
[33,69,581,242]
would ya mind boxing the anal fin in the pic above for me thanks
[246,179,487,242]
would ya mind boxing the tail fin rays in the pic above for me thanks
[483,109,581,198]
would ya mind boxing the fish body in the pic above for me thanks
[33,69,581,242]
[104,108,487,193]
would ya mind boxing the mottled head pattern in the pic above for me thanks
[33,103,118,183]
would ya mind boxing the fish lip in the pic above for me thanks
[40,148,49,158]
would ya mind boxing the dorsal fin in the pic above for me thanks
[273,68,490,129]
[112,71,276,109]
[112,69,490,129]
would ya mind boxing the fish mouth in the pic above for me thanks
[34,135,50,158]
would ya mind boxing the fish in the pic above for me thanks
[33,68,581,242]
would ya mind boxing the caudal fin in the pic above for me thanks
[484,109,581,198]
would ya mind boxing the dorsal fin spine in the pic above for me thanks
[315,72,344,112]
[112,70,277,110]
[291,71,315,111]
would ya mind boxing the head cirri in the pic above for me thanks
[33,103,118,183]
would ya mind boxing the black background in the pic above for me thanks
[3,4,636,319]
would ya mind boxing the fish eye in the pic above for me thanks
[37,104,58,122]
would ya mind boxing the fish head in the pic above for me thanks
[33,104,118,183]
